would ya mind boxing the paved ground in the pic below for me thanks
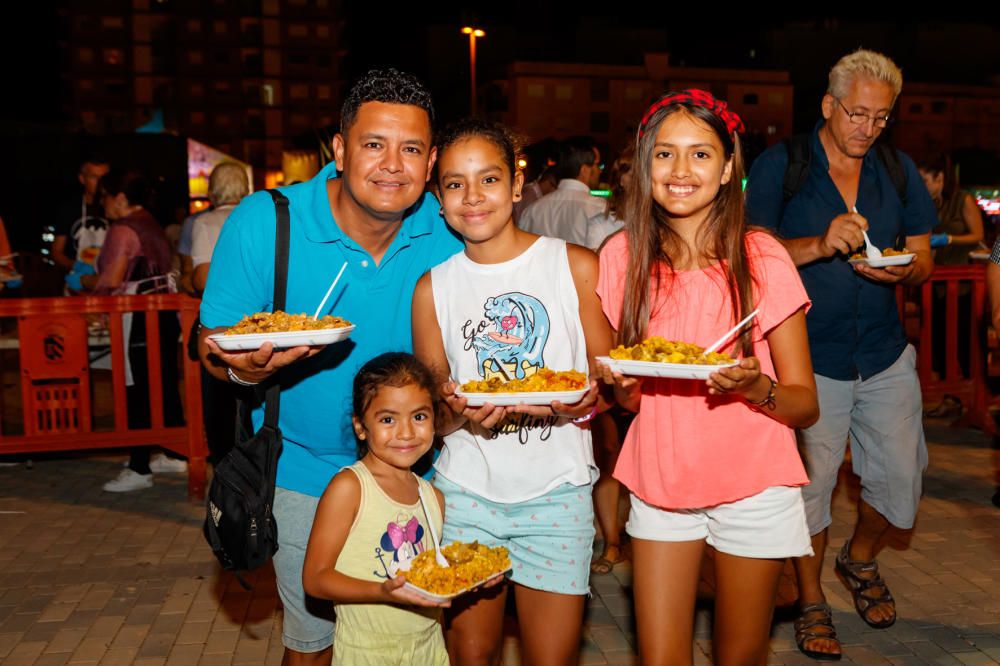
[0,420,998,665]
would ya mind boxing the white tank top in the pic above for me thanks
[430,236,597,502]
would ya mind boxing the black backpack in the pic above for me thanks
[203,189,290,587]
[781,134,907,207]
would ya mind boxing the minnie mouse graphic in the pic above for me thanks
[372,514,427,578]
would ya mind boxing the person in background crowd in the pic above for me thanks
[177,209,205,296]
[919,153,984,263]
[586,142,635,576]
[0,215,18,293]
[919,153,984,417]
[54,155,110,278]
[513,139,560,223]
[585,143,633,251]
[988,238,1000,509]
[746,49,935,660]
[88,171,186,492]
[518,135,606,246]
[189,162,251,464]
[513,165,557,223]
[190,163,250,294]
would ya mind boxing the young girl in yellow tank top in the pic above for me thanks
[302,352,449,665]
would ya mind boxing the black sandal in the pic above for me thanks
[794,602,842,661]
[835,540,897,629]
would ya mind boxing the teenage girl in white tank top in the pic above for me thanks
[412,119,614,665]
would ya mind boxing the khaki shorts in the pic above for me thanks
[799,345,927,533]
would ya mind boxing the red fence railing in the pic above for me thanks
[0,294,207,498]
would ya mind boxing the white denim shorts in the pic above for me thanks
[626,485,813,559]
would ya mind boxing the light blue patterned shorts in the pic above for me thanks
[433,474,595,595]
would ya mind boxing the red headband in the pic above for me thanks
[638,89,745,138]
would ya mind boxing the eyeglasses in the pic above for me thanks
[835,98,891,129]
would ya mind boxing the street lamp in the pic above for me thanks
[462,26,485,114]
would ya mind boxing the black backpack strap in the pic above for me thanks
[782,134,812,205]
[874,142,908,207]
[262,189,290,430]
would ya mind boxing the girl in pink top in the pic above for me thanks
[596,90,819,665]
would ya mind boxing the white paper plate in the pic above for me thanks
[596,355,738,380]
[403,568,512,603]
[209,325,355,351]
[455,388,588,407]
[848,253,915,268]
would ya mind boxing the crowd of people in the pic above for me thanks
[191,49,951,666]
[4,46,998,665]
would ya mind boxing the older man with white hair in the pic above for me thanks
[190,162,251,293]
[746,49,937,660]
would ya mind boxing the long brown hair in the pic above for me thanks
[619,98,756,358]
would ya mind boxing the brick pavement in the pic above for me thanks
[0,421,997,665]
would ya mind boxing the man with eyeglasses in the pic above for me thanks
[746,49,936,661]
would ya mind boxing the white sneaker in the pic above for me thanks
[103,468,153,492]
[149,454,188,474]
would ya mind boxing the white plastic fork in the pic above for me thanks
[416,482,449,568]
[852,206,882,260]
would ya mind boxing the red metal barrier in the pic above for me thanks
[0,294,207,498]
[899,265,993,434]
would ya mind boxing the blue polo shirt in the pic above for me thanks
[201,162,462,496]
[745,123,937,381]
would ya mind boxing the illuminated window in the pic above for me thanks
[317,84,331,100]
[555,85,573,101]
[77,48,94,64]
[527,84,544,98]
[289,23,308,38]
[290,84,309,100]
[189,50,203,65]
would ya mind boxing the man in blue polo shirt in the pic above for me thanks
[746,50,936,660]
[199,69,461,665]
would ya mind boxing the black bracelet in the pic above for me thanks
[746,375,777,410]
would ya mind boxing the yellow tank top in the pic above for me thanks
[334,462,444,638]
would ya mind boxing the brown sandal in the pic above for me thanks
[590,544,627,575]
[794,602,842,661]
[835,540,897,629]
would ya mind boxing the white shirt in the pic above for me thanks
[584,211,624,251]
[430,236,597,502]
[190,204,236,268]
[518,179,606,247]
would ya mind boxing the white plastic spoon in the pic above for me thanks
[416,482,449,568]
[312,261,348,320]
[702,308,760,356]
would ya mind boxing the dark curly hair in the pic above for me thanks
[436,117,519,179]
[352,352,438,459]
[340,68,435,135]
